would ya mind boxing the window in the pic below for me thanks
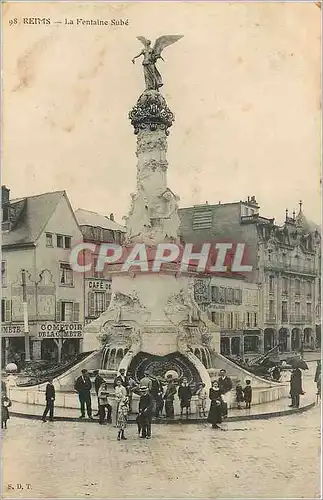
[269,300,275,317]
[92,227,102,241]
[88,291,108,317]
[282,302,288,322]
[59,263,74,286]
[234,312,240,329]
[64,236,71,249]
[253,313,257,327]
[268,250,272,262]
[282,277,288,295]
[306,303,312,319]
[246,312,251,327]
[61,302,73,321]
[305,281,312,298]
[46,233,53,247]
[226,313,234,329]
[219,313,225,328]
[211,312,217,323]
[219,287,225,303]
[57,235,64,248]
[1,299,11,322]
[295,279,301,295]
[1,261,7,287]
[227,288,233,304]
[269,276,274,293]
[57,235,71,249]
[92,256,104,279]
[57,301,79,322]
[211,286,218,302]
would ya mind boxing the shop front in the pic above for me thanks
[37,322,84,364]
[1,323,34,369]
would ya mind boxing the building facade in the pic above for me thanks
[180,197,321,355]
[74,208,126,326]
[194,276,260,360]
[1,188,84,366]
[1,187,125,366]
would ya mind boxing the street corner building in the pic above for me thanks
[1,186,125,367]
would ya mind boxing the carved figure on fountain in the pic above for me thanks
[125,190,151,241]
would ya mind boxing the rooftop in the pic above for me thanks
[75,208,126,233]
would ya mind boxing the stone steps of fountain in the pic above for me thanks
[8,382,290,411]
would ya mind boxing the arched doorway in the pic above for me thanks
[264,328,275,351]
[278,328,288,352]
[291,328,301,351]
[303,327,313,349]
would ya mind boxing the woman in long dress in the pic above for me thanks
[207,381,223,429]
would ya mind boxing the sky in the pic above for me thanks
[2,1,321,226]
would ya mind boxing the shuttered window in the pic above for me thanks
[88,291,107,318]
[56,301,80,322]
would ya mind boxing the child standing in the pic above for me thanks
[235,380,244,410]
[243,379,252,409]
[116,396,129,441]
[1,394,12,429]
[196,383,208,417]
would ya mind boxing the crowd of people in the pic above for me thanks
[2,360,320,434]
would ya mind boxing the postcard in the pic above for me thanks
[1,2,321,499]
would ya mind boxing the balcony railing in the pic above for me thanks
[264,261,316,275]
[289,314,306,324]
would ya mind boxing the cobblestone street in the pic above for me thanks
[2,402,321,499]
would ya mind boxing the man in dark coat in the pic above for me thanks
[289,367,303,408]
[42,378,55,422]
[150,377,164,418]
[93,370,105,417]
[164,376,177,418]
[218,369,233,418]
[74,369,93,419]
[178,378,192,418]
[138,386,153,439]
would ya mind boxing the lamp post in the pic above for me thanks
[21,269,31,362]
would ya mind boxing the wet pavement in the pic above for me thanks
[2,360,321,499]
[2,402,321,499]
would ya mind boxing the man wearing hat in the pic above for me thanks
[113,368,129,390]
[138,386,153,439]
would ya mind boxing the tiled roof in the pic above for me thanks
[2,191,65,247]
[75,209,126,233]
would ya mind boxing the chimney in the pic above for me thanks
[109,212,114,221]
[1,186,10,207]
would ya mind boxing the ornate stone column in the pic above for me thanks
[125,90,181,245]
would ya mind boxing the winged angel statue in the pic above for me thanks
[132,35,183,91]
